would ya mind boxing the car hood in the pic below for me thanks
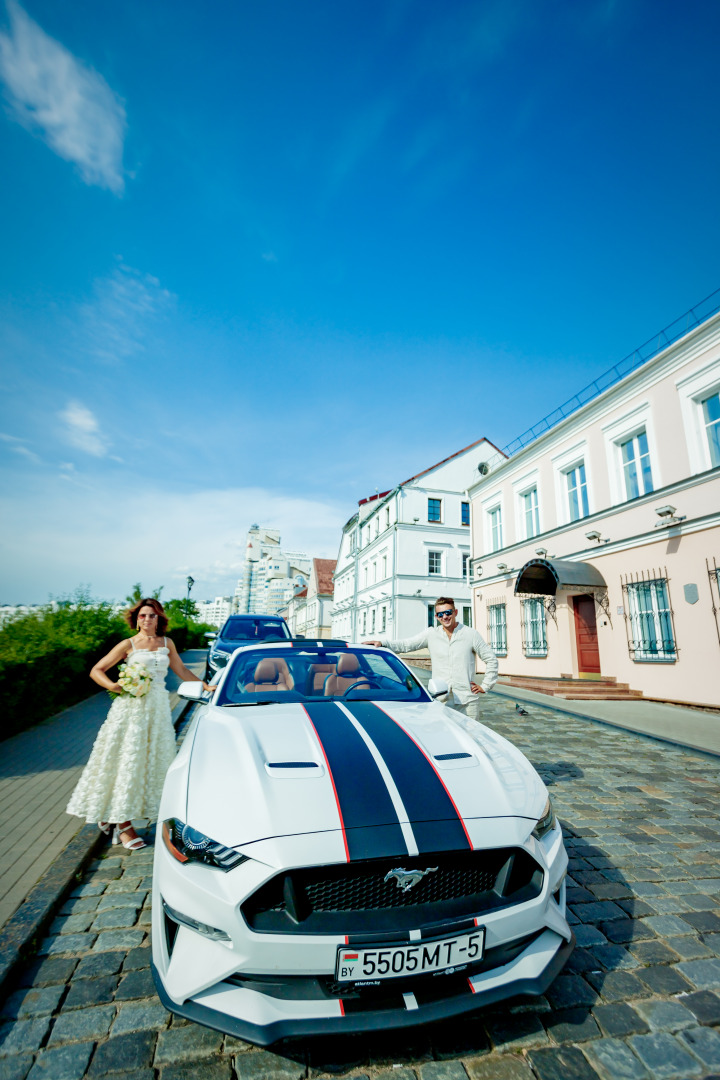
[185,699,546,852]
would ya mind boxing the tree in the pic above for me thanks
[164,597,200,623]
[124,583,164,606]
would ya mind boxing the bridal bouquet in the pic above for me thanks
[109,661,153,701]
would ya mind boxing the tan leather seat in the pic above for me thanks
[323,653,371,697]
[245,658,292,693]
[306,663,334,694]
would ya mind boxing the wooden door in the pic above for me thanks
[572,595,601,674]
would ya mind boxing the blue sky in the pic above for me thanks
[1,0,719,603]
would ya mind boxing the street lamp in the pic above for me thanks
[185,576,195,622]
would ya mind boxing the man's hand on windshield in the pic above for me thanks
[363,640,383,646]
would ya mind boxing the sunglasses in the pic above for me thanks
[436,609,454,619]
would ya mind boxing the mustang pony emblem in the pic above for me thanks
[384,866,439,893]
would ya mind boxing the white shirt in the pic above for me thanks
[380,622,498,705]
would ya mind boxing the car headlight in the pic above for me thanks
[532,796,556,840]
[210,649,230,666]
[162,819,248,871]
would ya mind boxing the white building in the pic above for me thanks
[195,596,233,627]
[331,438,502,642]
[234,526,310,615]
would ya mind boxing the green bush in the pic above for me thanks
[0,589,213,741]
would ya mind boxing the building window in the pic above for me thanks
[385,507,390,528]
[462,605,471,627]
[488,507,503,552]
[461,501,470,526]
[371,609,376,633]
[566,463,589,521]
[381,606,386,632]
[364,566,368,587]
[522,488,540,538]
[702,392,720,467]
[462,554,469,580]
[427,604,435,627]
[428,498,441,522]
[375,517,380,536]
[620,431,654,499]
[487,603,507,655]
[623,576,677,661]
[373,561,377,583]
[428,550,442,575]
[362,611,367,635]
[521,599,547,657]
[382,555,387,578]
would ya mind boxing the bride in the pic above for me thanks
[66,597,215,850]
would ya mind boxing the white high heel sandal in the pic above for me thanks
[113,822,147,851]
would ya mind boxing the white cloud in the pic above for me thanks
[76,261,175,366]
[0,432,42,463]
[0,0,126,193]
[58,400,107,457]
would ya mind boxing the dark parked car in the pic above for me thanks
[205,614,291,679]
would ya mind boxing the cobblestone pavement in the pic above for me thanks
[2,695,720,1080]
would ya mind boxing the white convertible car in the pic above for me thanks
[151,641,573,1045]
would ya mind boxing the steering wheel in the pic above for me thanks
[342,678,383,697]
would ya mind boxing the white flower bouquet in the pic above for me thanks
[109,661,153,701]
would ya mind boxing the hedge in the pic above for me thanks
[0,598,213,741]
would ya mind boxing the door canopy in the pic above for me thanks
[514,558,607,597]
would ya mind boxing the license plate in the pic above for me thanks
[335,928,485,984]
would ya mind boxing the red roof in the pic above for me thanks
[400,436,506,487]
[313,558,337,596]
[358,489,391,507]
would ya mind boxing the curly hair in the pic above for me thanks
[124,597,169,635]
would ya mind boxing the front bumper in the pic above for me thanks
[152,928,574,1044]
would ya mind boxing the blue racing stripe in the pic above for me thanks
[344,702,472,853]
[303,701,408,861]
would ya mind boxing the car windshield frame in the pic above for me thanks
[219,618,291,643]
[214,644,429,707]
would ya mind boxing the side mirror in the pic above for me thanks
[178,681,207,701]
[428,678,449,699]
[204,632,217,640]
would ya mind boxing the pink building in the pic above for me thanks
[468,304,720,709]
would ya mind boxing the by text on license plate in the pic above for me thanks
[335,928,485,983]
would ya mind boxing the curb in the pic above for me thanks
[0,696,196,1002]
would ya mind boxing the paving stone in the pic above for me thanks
[586,969,645,1001]
[49,1005,115,1045]
[233,1050,305,1079]
[92,930,145,952]
[88,1030,156,1075]
[581,1038,650,1080]
[17,958,78,989]
[680,1025,720,1068]
[0,1053,34,1080]
[591,944,637,970]
[636,964,693,995]
[114,967,156,1001]
[628,1031,702,1077]
[70,883,106,898]
[575,901,626,924]
[627,940,679,964]
[63,975,118,1010]
[96,894,143,913]
[123,947,151,972]
[680,988,720,1025]
[374,1072,415,1080]
[592,1002,649,1037]
[37,933,98,957]
[464,1056,535,1080]
[27,1042,94,1080]
[601,920,655,944]
[526,1045,601,1080]
[677,957,720,988]
[633,998,696,1032]
[566,948,598,973]
[643,914,696,936]
[0,1018,52,1057]
[154,1025,223,1063]
[544,1008,600,1044]
[417,1064,467,1080]
[573,926,607,948]
[92,908,139,930]
[546,974,598,1009]
[1,985,65,1020]
[665,935,713,960]
[48,914,95,935]
[111,1002,170,1034]
[484,1012,547,1050]
[59,897,101,916]
[74,952,125,979]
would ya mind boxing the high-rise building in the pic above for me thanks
[234,526,310,615]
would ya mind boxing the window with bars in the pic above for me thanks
[522,487,540,538]
[620,431,654,499]
[623,577,677,661]
[566,463,589,521]
[702,392,720,467]
[487,603,507,655]
[461,501,470,526]
[428,498,442,522]
[521,598,547,657]
[428,550,442,575]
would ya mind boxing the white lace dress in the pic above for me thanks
[66,642,178,824]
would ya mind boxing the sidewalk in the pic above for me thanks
[0,650,206,933]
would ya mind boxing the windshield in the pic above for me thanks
[220,618,290,642]
[215,646,427,706]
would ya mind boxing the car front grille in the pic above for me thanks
[242,848,543,935]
